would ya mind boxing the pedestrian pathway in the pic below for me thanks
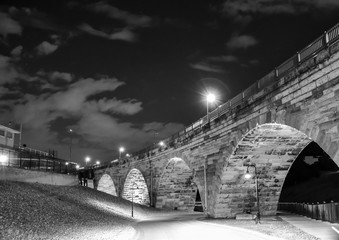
[279,212,339,240]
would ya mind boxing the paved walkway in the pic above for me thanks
[279,212,339,240]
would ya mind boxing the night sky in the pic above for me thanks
[1,0,339,166]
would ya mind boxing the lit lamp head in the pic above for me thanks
[244,168,252,179]
[76,165,80,169]
[96,161,100,165]
[65,162,69,165]
[206,93,216,103]
[85,156,91,163]
[159,141,165,147]
[119,147,125,153]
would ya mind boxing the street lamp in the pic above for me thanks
[206,93,216,123]
[119,147,125,160]
[131,182,138,218]
[65,162,69,174]
[85,156,91,166]
[244,163,260,224]
[96,160,100,165]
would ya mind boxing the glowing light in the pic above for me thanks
[85,156,91,163]
[96,161,100,165]
[76,165,80,169]
[0,155,8,164]
[126,153,130,157]
[159,141,165,147]
[65,162,69,165]
[244,172,252,179]
[206,93,216,103]
[119,147,125,153]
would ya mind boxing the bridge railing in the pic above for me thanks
[278,202,339,223]
[123,22,339,162]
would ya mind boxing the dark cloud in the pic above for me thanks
[0,12,22,37]
[221,0,339,23]
[226,34,258,49]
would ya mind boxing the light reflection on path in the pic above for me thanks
[134,213,284,240]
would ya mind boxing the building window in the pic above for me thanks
[6,132,13,139]
[0,130,4,137]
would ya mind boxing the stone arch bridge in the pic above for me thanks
[93,25,339,218]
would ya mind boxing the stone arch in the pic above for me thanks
[156,157,199,211]
[97,173,117,196]
[122,168,150,206]
[213,123,315,218]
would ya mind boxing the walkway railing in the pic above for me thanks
[278,202,339,223]
[0,147,77,175]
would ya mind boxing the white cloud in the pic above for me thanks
[49,71,73,82]
[87,2,152,28]
[0,54,20,84]
[0,12,22,37]
[79,23,136,42]
[10,45,23,58]
[190,62,225,73]
[35,41,59,56]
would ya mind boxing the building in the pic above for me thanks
[0,124,20,149]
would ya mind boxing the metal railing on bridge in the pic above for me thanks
[0,146,77,175]
[278,202,339,223]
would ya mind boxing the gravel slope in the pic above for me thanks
[0,180,321,240]
[0,180,166,240]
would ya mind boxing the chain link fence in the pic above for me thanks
[0,147,77,175]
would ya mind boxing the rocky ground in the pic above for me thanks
[0,180,320,240]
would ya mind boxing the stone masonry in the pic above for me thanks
[94,38,339,218]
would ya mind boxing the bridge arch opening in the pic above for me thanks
[279,141,339,203]
[214,123,318,218]
[122,168,150,206]
[97,174,117,196]
[156,157,198,211]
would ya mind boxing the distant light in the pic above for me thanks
[159,141,165,147]
[76,165,80,169]
[126,153,130,157]
[85,156,91,162]
[69,129,73,133]
[111,159,119,163]
[0,155,8,164]
[206,93,216,103]
[119,147,125,153]
[96,161,100,165]
[65,162,69,165]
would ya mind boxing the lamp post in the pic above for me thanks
[244,163,260,224]
[204,160,208,215]
[131,182,138,218]
[69,129,73,163]
[206,93,216,123]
